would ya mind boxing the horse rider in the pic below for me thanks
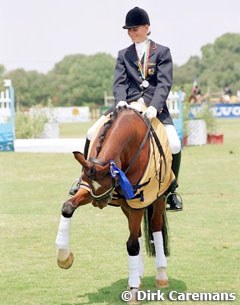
[69,7,182,211]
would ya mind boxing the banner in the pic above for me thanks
[210,103,240,118]
[190,103,240,119]
[29,106,90,123]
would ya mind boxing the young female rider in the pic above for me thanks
[70,7,182,211]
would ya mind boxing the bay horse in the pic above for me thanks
[56,106,174,303]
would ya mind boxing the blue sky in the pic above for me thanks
[1,0,240,73]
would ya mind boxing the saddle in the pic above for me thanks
[86,103,175,209]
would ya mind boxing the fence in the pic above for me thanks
[0,80,15,151]
[167,91,184,141]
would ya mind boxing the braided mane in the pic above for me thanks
[95,106,127,157]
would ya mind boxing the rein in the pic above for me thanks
[125,109,167,181]
[124,113,151,175]
[86,107,167,204]
[143,114,168,184]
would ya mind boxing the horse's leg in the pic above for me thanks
[121,206,144,278]
[151,197,169,288]
[138,234,144,277]
[56,187,92,269]
[121,203,144,303]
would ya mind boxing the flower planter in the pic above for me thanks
[186,119,207,145]
[183,136,188,146]
[207,133,224,144]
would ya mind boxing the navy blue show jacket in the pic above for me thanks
[112,39,173,125]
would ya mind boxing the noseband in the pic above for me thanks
[85,158,118,205]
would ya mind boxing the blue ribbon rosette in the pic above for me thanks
[110,161,135,199]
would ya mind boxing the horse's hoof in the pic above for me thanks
[128,299,139,305]
[128,288,139,304]
[57,252,74,269]
[156,279,169,288]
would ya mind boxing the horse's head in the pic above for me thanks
[73,107,150,209]
[73,151,116,209]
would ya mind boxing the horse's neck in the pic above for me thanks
[98,111,148,178]
[99,113,137,162]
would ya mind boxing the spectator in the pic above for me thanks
[189,85,202,103]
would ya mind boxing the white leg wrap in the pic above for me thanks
[55,216,71,249]
[138,237,144,276]
[153,231,167,269]
[128,255,141,288]
[87,115,106,140]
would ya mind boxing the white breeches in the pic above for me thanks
[164,124,181,154]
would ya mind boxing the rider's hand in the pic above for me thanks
[116,101,129,109]
[144,106,157,120]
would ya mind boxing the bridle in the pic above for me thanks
[84,113,152,206]
[84,158,119,206]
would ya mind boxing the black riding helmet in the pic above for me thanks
[123,7,150,29]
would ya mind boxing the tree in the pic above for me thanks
[0,65,6,90]
[0,64,5,77]
[4,69,48,108]
[2,52,116,108]
[46,53,115,106]
[2,33,240,107]
[173,33,240,95]
[4,69,30,109]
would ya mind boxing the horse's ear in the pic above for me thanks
[72,151,90,168]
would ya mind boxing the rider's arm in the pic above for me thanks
[150,47,173,113]
[113,51,129,105]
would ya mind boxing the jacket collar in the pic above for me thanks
[149,40,157,58]
[126,39,157,67]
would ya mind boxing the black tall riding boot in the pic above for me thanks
[167,151,183,211]
[69,138,90,196]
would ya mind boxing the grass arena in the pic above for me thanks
[0,119,239,305]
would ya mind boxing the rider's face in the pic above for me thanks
[128,25,149,43]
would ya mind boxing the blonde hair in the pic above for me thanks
[146,25,151,36]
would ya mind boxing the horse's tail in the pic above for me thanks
[162,210,170,257]
[143,204,170,257]
[143,204,155,256]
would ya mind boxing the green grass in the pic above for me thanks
[0,119,240,305]
[59,121,95,138]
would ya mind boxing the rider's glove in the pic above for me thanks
[116,101,129,109]
[144,106,157,120]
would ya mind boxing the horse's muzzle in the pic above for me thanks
[92,200,109,209]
